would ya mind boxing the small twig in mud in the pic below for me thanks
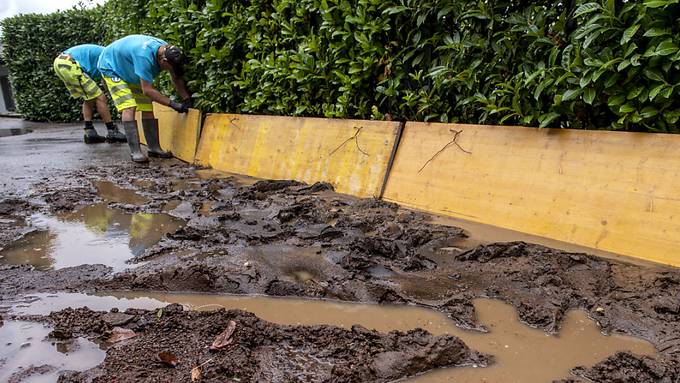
[329,127,369,157]
[191,358,213,382]
[417,129,471,174]
[228,117,240,128]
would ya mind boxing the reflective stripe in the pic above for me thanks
[113,93,134,105]
[84,81,99,91]
[57,63,72,70]
[108,84,128,94]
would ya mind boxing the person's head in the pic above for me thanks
[158,44,186,76]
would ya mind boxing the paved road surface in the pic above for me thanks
[0,118,129,196]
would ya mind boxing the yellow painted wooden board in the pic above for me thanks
[383,122,680,266]
[195,114,400,197]
[136,103,202,163]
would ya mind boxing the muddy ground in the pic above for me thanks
[1,125,680,381]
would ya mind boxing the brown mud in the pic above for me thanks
[36,304,487,383]
[0,161,679,381]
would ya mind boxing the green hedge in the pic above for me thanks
[4,0,680,131]
[0,7,105,121]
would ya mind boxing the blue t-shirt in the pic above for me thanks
[64,44,104,81]
[97,35,166,84]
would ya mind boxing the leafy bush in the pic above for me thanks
[0,7,106,121]
[112,0,678,132]
[5,0,680,131]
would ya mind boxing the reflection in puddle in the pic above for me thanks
[0,320,105,383]
[0,204,182,271]
[95,180,149,205]
[7,292,656,383]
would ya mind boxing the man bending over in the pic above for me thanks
[97,35,191,163]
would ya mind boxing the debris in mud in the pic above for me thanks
[209,320,236,350]
[46,305,488,382]
[191,361,204,381]
[107,327,137,343]
[158,351,179,368]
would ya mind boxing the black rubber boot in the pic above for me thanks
[83,121,105,144]
[105,122,127,143]
[142,118,172,158]
[122,121,149,163]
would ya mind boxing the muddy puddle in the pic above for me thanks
[0,203,182,272]
[95,180,149,205]
[5,292,655,383]
[0,320,105,383]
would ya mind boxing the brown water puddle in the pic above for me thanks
[0,204,182,271]
[6,292,655,383]
[95,180,149,205]
[0,320,105,382]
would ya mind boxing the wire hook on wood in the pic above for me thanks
[418,129,471,173]
[329,126,369,156]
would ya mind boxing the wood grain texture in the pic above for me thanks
[383,122,680,266]
[195,114,399,197]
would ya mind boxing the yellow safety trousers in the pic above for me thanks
[53,55,103,100]
[103,76,153,112]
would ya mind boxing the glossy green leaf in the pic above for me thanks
[583,88,596,105]
[620,24,640,45]
[538,112,560,128]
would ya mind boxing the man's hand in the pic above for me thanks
[169,100,188,113]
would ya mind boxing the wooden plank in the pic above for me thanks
[195,114,400,197]
[383,122,680,266]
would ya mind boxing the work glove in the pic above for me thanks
[169,100,188,113]
[181,97,193,110]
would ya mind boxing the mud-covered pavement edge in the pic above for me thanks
[0,159,679,382]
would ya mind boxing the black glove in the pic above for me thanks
[181,97,193,110]
[169,100,188,113]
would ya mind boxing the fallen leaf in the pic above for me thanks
[157,308,164,319]
[210,320,236,350]
[107,327,137,343]
[158,351,179,368]
[191,365,201,381]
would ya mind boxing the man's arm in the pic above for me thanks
[140,79,188,113]
[170,74,191,101]
[140,79,172,106]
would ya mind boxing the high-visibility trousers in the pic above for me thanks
[53,54,103,100]
[103,75,153,112]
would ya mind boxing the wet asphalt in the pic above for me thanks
[0,117,129,196]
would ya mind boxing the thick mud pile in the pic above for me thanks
[564,352,680,382]
[0,198,35,252]
[43,304,487,382]
[1,161,680,381]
